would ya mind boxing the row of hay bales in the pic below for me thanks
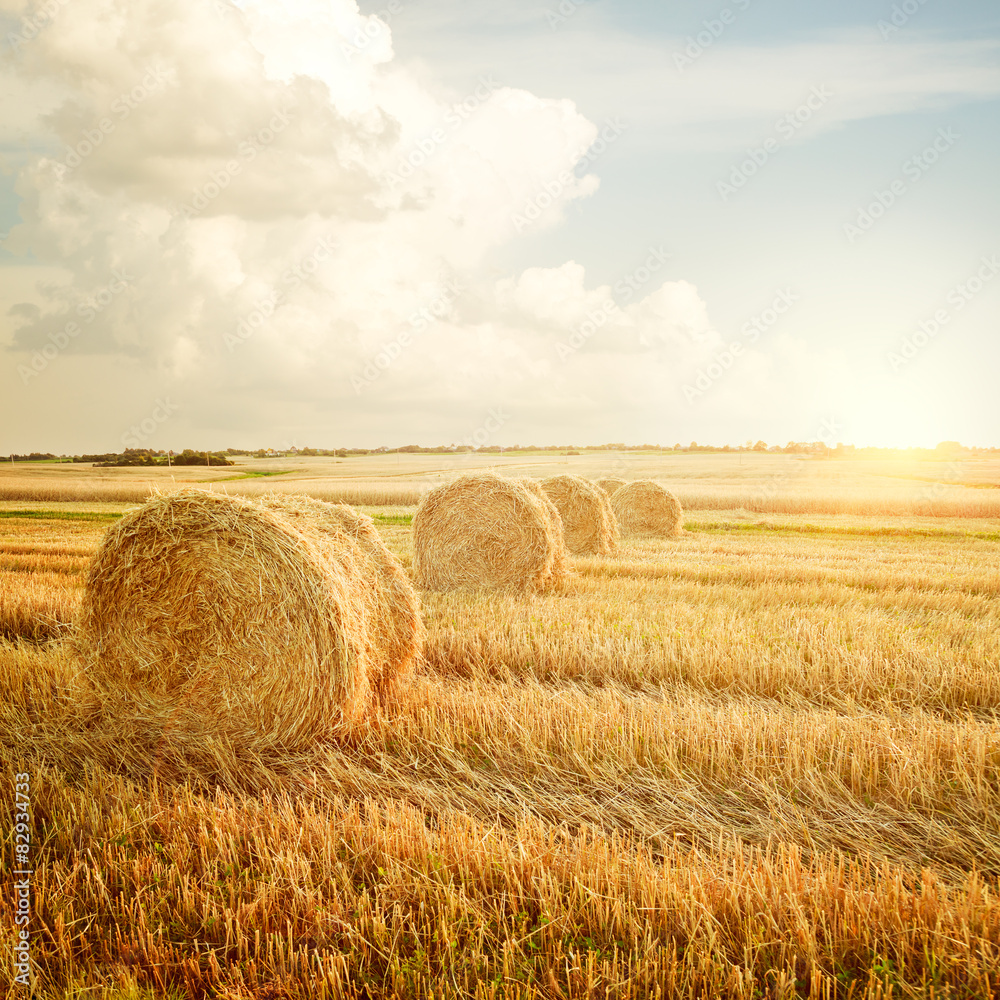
[412,471,682,591]
[75,473,682,745]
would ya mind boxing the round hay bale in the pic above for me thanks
[75,489,404,745]
[539,475,619,556]
[259,494,423,702]
[517,478,571,584]
[413,472,562,591]
[611,480,684,537]
[595,477,626,497]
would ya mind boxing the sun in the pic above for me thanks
[831,368,967,449]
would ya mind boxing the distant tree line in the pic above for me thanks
[8,442,999,463]
[73,449,234,467]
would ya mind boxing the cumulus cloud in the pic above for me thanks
[2,0,725,445]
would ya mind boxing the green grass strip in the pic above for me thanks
[0,509,124,521]
[209,469,295,481]
[688,521,1000,542]
[374,513,413,526]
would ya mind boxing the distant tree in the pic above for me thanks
[935,441,963,457]
[171,450,233,467]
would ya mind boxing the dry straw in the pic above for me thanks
[611,479,684,537]
[261,493,425,699]
[258,494,424,703]
[413,472,564,591]
[539,475,619,556]
[76,489,421,746]
[595,477,626,497]
[518,478,571,584]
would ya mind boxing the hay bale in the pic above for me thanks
[259,494,423,702]
[76,489,418,745]
[413,472,563,591]
[518,478,571,584]
[611,480,684,537]
[595,477,626,497]
[539,475,619,556]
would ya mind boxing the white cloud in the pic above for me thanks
[2,0,730,447]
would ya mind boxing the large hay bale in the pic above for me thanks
[611,480,684,537]
[413,472,562,591]
[76,489,417,745]
[539,475,619,556]
[595,477,626,497]
[258,494,423,702]
[518,478,571,584]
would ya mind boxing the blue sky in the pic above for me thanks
[379,0,1000,447]
[0,0,997,451]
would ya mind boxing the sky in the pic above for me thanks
[0,0,997,452]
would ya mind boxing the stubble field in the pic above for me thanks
[2,454,999,998]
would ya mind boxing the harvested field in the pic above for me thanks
[3,459,1000,997]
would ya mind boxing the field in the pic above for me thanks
[2,453,1000,998]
